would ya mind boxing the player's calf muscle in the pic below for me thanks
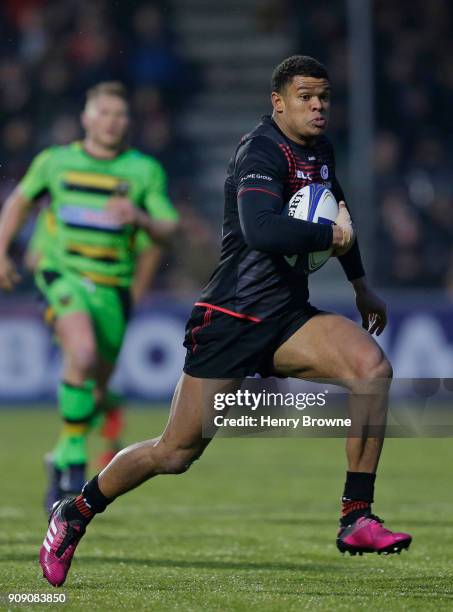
[98,438,203,498]
[124,438,204,476]
[98,440,161,497]
[153,443,203,475]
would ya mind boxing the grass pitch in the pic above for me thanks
[1,407,453,611]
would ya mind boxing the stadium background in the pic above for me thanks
[1,2,453,610]
[0,0,452,402]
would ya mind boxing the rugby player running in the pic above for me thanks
[0,82,178,511]
[25,206,164,474]
[37,56,411,587]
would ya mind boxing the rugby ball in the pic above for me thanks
[284,184,338,274]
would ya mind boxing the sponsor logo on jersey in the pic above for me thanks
[321,164,329,179]
[59,205,123,230]
[296,170,312,180]
[241,173,273,182]
[284,254,298,267]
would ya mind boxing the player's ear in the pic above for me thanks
[80,110,88,131]
[271,91,285,114]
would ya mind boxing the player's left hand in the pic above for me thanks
[353,279,387,336]
[332,201,355,257]
[106,197,140,226]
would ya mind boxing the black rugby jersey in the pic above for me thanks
[198,115,364,320]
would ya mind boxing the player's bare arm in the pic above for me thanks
[131,245,163,305]
[0,187,34,289]
[332,201,386,336]
[352,277,387,336]
[105,196,178,244]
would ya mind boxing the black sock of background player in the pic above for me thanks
[64,475,112,523]
[340,471,376,526]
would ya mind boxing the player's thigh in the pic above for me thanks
[158,373,242,455]
[90,286,130,364]
[273,313,390,383]
[35,269,97,358]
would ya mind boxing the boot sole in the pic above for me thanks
[337,537,411,556]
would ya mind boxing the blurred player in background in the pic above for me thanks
[0,81,178,511]
[37,56,412,588]
[25,209,163,307]
[25,208,163,471]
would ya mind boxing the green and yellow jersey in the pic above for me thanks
[27,209,152,270]
[19,142,177,287]
[27,207,59,268]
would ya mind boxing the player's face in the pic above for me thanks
[82,94,130,149]
[272,76,331,141]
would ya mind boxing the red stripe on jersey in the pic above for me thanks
[294,164,322,169]
[191,307,213,353]
[195,302,262,323]
[238,187,280,199]
[278,144,296,175]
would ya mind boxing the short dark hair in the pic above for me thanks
[271,55,329,92]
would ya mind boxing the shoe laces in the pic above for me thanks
[364,514,395,535]
[366,513,384,524]
[53,503,83,558]
[57,520,84,558]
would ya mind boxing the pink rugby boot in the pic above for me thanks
[39,499,86,586]
[337,514,412,556]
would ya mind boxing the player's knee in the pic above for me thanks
[68,343,98,376]
[366,351,392,383]
[374,355,393,382]
[350,345,392,389]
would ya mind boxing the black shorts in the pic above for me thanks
[183,302,323,379]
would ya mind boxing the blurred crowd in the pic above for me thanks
[373,0,453,291]
[0,0,451,295]
[294,0,453,292]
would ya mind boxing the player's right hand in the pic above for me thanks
[105,197,139,226]
[332,201,355,256]
[0,255,21,291]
